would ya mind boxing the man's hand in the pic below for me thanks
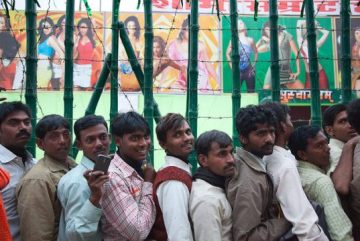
[346,135,360,148]
[83,170,109,207]
[143,165,156,183]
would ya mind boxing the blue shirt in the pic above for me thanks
[57,156,103,241]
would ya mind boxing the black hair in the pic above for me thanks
[195,130,232,159]
[236,105,277,138]
[0,101,31,125]
[55,15,66,36]
[38,17,55,44]
[156,113,188,144]
[153,35,166,56]
[74,115,108,140]
[124,16,141,40]
[35,114,70,139]
[77,18,96,48]
[347,99,360,134]
[261,101,290,132]
[323,104,347,128]
[288,125,321,160]
[111,111,149,137]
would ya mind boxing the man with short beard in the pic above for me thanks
[0,101,36,241]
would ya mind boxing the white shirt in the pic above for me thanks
[328,138,345,175]
[0,145,36,241]
[189,179,232,241]
[264,145,329,241]
[156,156,193,241]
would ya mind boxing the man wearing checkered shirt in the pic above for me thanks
[100,111,156,241]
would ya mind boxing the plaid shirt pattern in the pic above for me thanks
[298,161,354,241]
[101,154,155,241]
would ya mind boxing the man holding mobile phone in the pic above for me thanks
[57,115,110,241]
[101,111,156,241]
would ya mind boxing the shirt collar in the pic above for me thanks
[112,153,139,178]
[164,155,192,175]
[298,160,326,174]
[236,147,267,172]
[0,144,33,164]
[80,155,95,170]
[43,154,77,173]
[329,138,345,149]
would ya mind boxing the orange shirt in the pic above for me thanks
[0,167,12,241]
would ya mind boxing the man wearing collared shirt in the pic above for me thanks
[190,130,235,241]
[101,111,156,241]
[288,125,354,241]
[16,114,76,241]
[226,105,291,241]
[57,115,110,241]
[149,113,194,241]
[0,101,35,241]
[262,102,329,241]
[322,104,359,195]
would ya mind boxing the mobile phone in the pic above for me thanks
[93,154,112,173]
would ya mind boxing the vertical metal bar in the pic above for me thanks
[25,0,37,156]
[341,0,352,103]
[143,0,154,165]
[305,0,322,127]
[64,0,75,156]
[269,0,280,101]
[186,15,191,120]
[110,0,120,153]
[230,0,241,148]
[119,22,162,123]
[188,0,199,172]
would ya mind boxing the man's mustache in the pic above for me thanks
[16,130,31,138]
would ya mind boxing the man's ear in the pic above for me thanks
[198,154,208,167]
[114,135,122,147]
[36,138,45,151]
[239,135,248,146]
[280,121,287,133]
[75,139,83,151]
[297,150,308,161]
[324,126,334,137]
[159,140,167,152]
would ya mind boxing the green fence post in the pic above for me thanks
[110,0,120,153]
[305,0,322,127]
[119,22,162,123]
[341,0,352,103]
[230,0,241,147]
[144,0,154,165]
[188,0,199,172]
[25,0,37,156]
[64,0,75,156]
[269,0,280,101]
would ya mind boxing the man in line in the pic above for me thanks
[288,125,354,241]
[323,104,359,195]
[17,115,76,241]
[347,99,360,240]
[101,111,156,241]
[0,101,36,241]
[57,115,110,241]
[226,105,291,241]
[190,130,235,241]
[262,102,328,241]
[149,113,194,241]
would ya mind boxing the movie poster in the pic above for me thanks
[104,12,220,93]
[222,16,334,94]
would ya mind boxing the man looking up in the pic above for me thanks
[57,115,110,241]
[226,105,291,241]
[288,125,354,241]
[101,111,156,241]
[17,114,76,241]
[149,113,194,241]
[189,130,235,241]
[0,101,35,241]
[262,102,328,241]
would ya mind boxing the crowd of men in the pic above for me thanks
[0,99,360,241]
